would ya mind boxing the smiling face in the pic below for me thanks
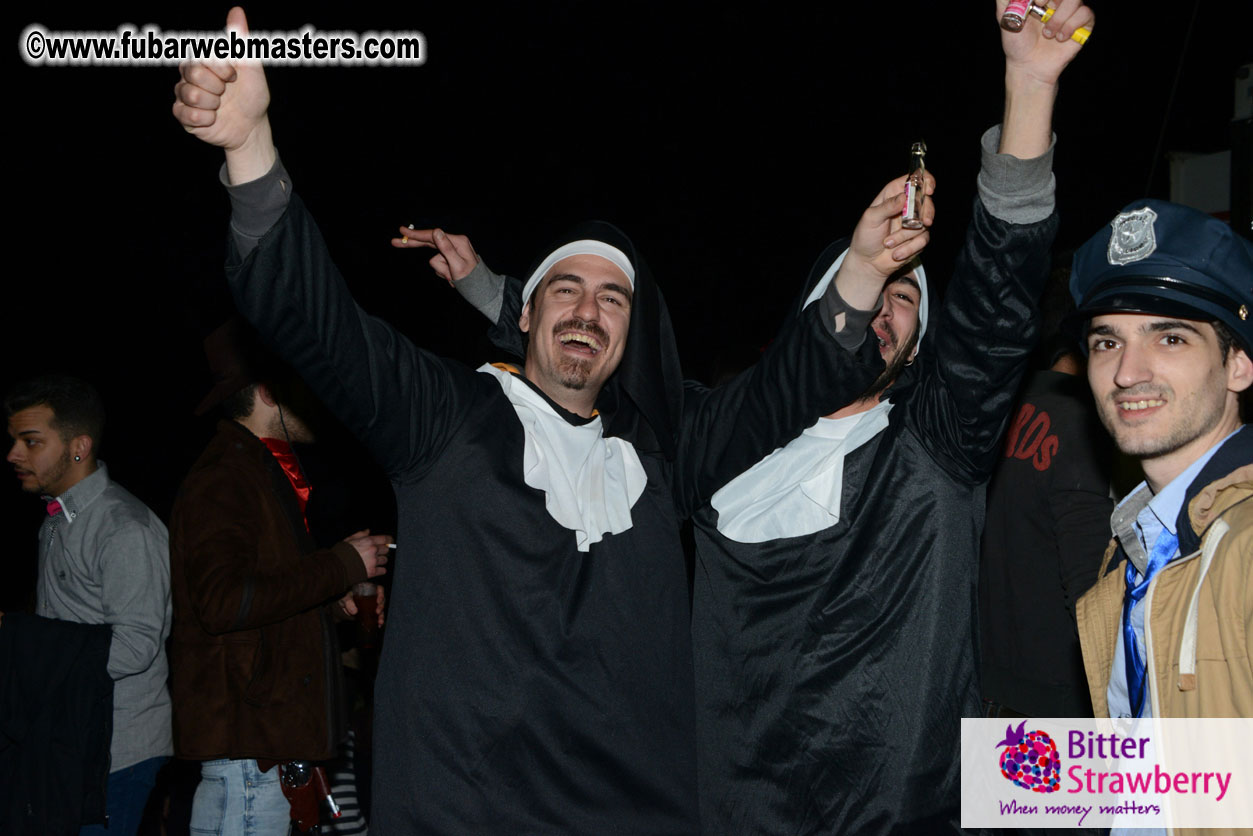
[1086,313,1251,490]
[519,253,633,415]
[6,404,77,496]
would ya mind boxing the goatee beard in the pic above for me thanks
[556,357,593,390]
[860,327,918,401]
[551,317,608,391]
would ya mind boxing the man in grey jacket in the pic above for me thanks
[5,375,172,835]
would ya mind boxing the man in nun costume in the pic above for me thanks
[172,9,889,832]
[441,2,1094,831]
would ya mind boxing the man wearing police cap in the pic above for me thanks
[1070,200,1252,733]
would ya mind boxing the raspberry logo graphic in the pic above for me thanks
[995,721,1061,793]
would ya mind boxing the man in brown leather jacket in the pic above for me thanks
[169,325,390,836]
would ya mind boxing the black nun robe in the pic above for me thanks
[224,165,882,834]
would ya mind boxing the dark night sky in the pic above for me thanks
[2,1,1244,605]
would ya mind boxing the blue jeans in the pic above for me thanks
[190,759,291,836]
[80,755,167,836]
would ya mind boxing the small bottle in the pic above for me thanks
[901,141,927,230]
[1000,0,1032,31]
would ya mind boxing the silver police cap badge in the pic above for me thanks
[1107,206,1158,265]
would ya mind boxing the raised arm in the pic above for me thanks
[998,0,1093,159]
[174,9,475,478]
[905,0,1092,483]
[830,172,935,318]
[668,174,940,511]
[173,7,274,185]
[395,226,519,347]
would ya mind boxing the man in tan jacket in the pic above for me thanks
[1070,200,1252,835]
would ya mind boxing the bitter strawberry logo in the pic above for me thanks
[995,721,1061,793]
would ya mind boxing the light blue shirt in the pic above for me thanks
[1105,429,1239,720]
[1106,429,1242,836]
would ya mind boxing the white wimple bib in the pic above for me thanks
[711,399,891,543]
[479,364,647,551]
[710,244,927,544]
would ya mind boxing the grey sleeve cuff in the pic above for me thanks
[976,124,1056,224]
[454,260,506,323]
[818,281,881,352]
[221,153,292,258]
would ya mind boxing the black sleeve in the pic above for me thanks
[670,303,884,518]
[1048,396,1115,617]
[906,198,1059,484]
[226,192,474,481]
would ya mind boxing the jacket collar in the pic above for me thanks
[216,419,317,552]
[219,418,272,459]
